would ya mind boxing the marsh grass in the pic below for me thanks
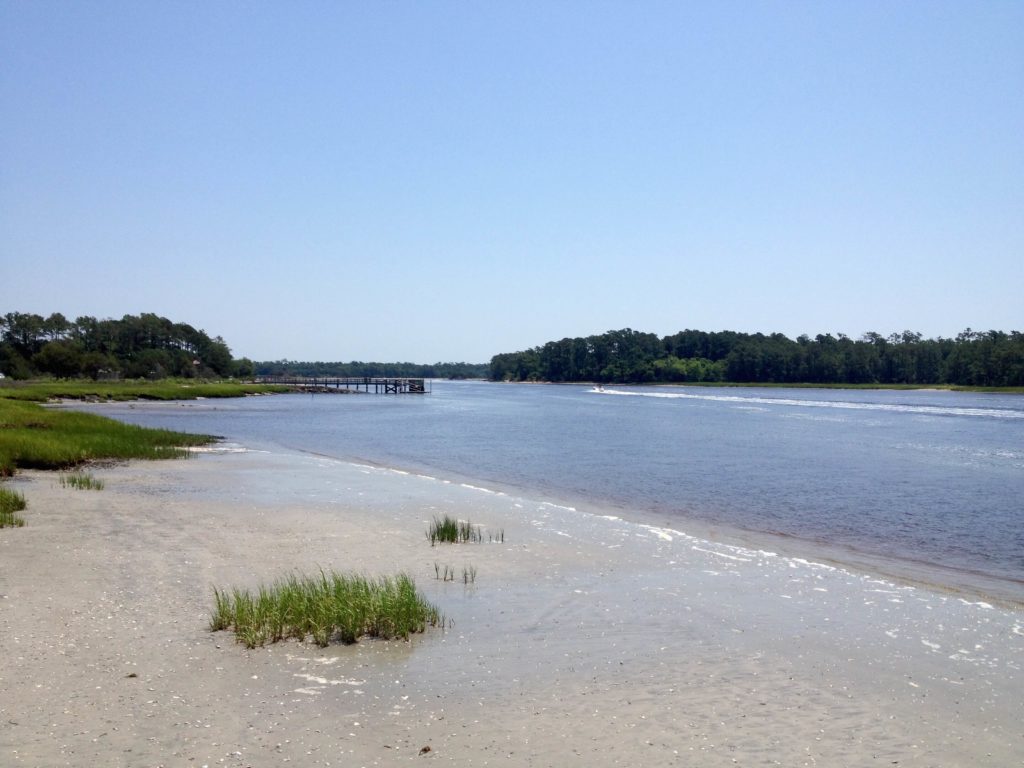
[60,472,105,490]
[427,515,503,545]
[210,570,444,649]
[0,486,27,528]
[0,379,289,403]
[0,398,215,476]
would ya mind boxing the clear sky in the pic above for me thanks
[2,1,1021,363]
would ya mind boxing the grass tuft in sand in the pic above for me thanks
[428,515,480,544]
[210,570,443,649]
[427,515,503,545]
[60,472,105,490]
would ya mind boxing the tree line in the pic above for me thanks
[254,360,488,379]
[0,311,252,380]
[489,328,1024,387]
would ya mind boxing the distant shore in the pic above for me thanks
[1,447,1020,766]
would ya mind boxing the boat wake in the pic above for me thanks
[591,388,1023,420]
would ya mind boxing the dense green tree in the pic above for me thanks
[0,311,246,380]
[33,341,85,378]
[0,342,34,379]
[198,336,233,377]
[489,327,1024,387]
[233,357,255,378]
[79,351,120,380]
[43,312,70,341]
[652,355,723,382]
[3,312,46,356]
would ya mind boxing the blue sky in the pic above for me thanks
[2,1,1021,362]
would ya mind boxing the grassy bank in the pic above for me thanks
[0,397,215,476]
[0,379,290,403]
[211,571,443,649]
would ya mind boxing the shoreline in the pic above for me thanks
[1,449,1021,766]
[48,394,1024,606]
[251,438,1024,610]
[40,391,1024,606]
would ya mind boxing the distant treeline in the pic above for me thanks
[0,311,253,380]
[254,360,489,379]
[489,328,1024,387]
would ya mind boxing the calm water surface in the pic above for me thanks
[94,382,1024,599]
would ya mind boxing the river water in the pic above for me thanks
[91,381,1024,603]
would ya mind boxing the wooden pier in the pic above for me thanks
[256,376,430,394]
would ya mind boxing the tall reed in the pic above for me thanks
[433,562,477,584]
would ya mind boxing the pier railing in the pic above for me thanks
[255,376,430,394]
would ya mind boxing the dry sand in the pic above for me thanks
[1,449,1021,767]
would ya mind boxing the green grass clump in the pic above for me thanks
[210,570,444,649]
[428,515,479,544]
[0,398,215,476]
[0,379,290,403]
[0,487,27,528]
[427,515,504,545]
[60,472,105,490]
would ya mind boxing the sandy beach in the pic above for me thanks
[1,447,1021,767]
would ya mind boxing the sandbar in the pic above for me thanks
[1,448,1021,766]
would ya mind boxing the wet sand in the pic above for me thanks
[1,448,1021,766]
